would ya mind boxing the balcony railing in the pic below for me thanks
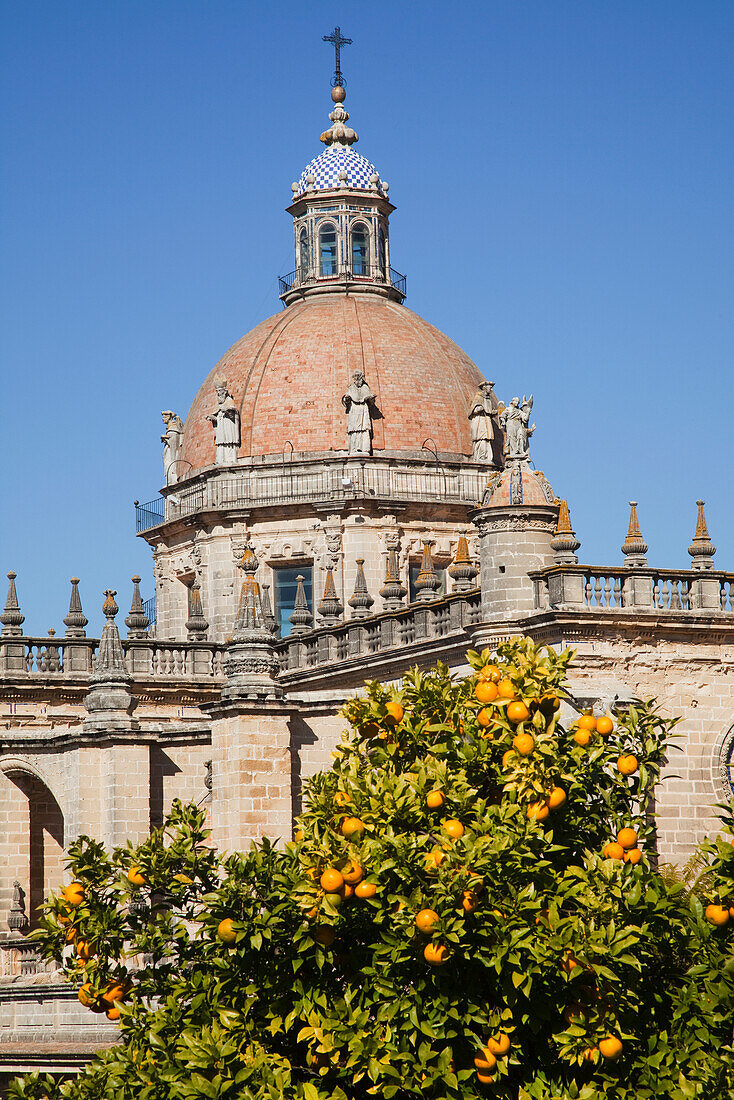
[135,461,490,533]
[278,264,407,300]
[532,563,734,615]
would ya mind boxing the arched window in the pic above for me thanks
[319,223,338,277]
[298,227,310,280]
[351,223,369,276]
[378,228,386,276]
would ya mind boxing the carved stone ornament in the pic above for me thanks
[342,370,377,455]
[498,395,535,461]
[222,653,280,679]
[474,511,556,534]
[468,381,497,463]
[206,376,240,465]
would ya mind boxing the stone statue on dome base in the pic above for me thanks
[342,369,377,455]
[207,377,240,465]
[468,380,497,463]
[499,395,535,462]
[160,411,183,484]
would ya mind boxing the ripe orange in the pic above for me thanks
[320,868,345,893]
[340,817,365,841]
[474,1049,498,1071]
[76,940,94,961]
[217,918,237,945]
[423,943,449,966]
[105,1006,121,1022]
[342,862,364,885]
[461,889,477,913]
[475,680,499,704]
[476,1071,496,1084]
[603,842,625,860]
[705,904,730,927]
[426,790,445,809]
[334,792,349,808]
[561,951,580,974]
[127,866,146,887]
[313,926,336,946]
[577,714,596,731]
[101,982,127,1006]
[617,828,638,850]
[294,829,304,842]
[596,716,614,735]
[424,848,445,871]
[415,909,440,934]
[729,906,734,920]
[385,701,404,725]
[573,729,592,747]
[617,755,638,775]
[304,866,318,881]
[598,1036,623,1061]
[507,701,530,724]
[355,881,377,899]
[342,883,354,899]
[548,786,567,809]
[497,679,516,700]
[64,882,85,906]
[442,818,465,839]
[78,983,95,1007]
[478,664,501,683]
[624,847,643,865]
[477,708,492,728]
[582,1046,599,1062]
[527,802,550,822]
[64,926,77,944]
[502,750,516,768]
[487,1034,511,1056]
[512,731,534,755]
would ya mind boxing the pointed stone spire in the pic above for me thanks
[448,536,479,593]
[63,577,88,636]
[83,591,135,733]
[380,548,408,609]
[260,583,278,635]
[221,544,281,701]
[550,500,581,564]
[0,572,24,636]
[688,500,716,571]
[621,502,648,566]
[318,566,344,625]
[290,575,314,634]
[185,580,209,640]
[348,559,375,619]
[7,881,29,935]
[414,541,441,602]
[125,576,150,638]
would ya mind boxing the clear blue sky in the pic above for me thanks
[1,1,733,635]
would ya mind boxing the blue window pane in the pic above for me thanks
[319,225,337,276]
[351,224,369,275]
[274,566,313,637]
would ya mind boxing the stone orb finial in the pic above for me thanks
[305,174,316,187]
[291,182,298,194]
[338,169,348,182]
[331,85,346,103]
[382,181,389,193]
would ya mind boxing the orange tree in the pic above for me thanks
[11,637,734,1100]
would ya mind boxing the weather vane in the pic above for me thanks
[323,25,352,88]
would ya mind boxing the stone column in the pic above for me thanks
[204,543,295,850]
[472,504,557,622]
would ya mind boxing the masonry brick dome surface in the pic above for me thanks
[179,296,487,468]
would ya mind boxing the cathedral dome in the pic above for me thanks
[296,145,383,196]
[178,295,486,470]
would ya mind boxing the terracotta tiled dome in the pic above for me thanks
[179,296,487,469]
[483,464,557,508]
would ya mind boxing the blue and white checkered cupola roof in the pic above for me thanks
[292,86,387,199]
[296,146,382,195]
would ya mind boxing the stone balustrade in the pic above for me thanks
[532,564,734,614]
[0,637,225,680]
[278,590,482,672]
[136,456,491,533]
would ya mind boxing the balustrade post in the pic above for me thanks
[621,570,654,608]
[545,568,585,609]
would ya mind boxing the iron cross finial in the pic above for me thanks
[323,25,352,88]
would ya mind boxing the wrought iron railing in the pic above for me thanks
[278,264,407,299]
[135,497,165,533]
[143,595,156,625]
